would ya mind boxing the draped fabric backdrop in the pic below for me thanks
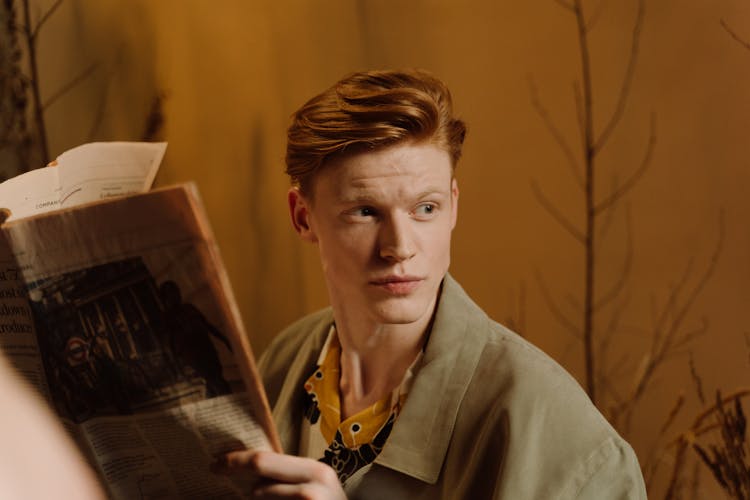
[27,0,750,497]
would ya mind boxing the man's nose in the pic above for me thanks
[379,214,416,262]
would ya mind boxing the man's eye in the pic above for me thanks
[352,207,377,217]
[414,204,437,217]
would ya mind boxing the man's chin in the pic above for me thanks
[370,298,434,325]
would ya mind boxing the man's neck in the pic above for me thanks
[332,308,434,419]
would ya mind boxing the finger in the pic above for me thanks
[250,452,336,484]
[210,449,258,475]
[252,482,327,499]
[0,208,11,224]
[214,451,338,486]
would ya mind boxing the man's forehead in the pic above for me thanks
[327,165,451,200]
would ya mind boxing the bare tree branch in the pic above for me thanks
[664,439,689,500]
[596,296,629,405]
[552,0,575,13]
[594,204,633,312]
[653,258,694,337]
[625,214,723,414]
[573,0,596,403]
[721,18,750,51]
[593,0,645,153]
[659,213,723,352]
[689,352,706,405]
[21,0,49,163]
[43,61,99,110]
[529,76,584,189]
[689,389,750,431]
[660,393,686,435]
[531,180,586,244]
[597,174,620,244]
[31,0,63,41]
[670,320,708,352]
[535,270,581,338]
[594,112,656,215]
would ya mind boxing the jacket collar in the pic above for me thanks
[272,310,333,453]
[272,273,488,484]
[373,274,487,483]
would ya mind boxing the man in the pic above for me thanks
[217,69,647,498]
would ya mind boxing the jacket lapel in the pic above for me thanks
[373,274,488,483]
[272,310,333,454]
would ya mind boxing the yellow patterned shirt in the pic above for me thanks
[300,326,421,483]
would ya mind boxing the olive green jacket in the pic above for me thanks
[258,275,647,499]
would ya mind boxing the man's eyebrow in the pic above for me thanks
[336,193,379,205]
[415,188,449,199]
[336,187,450,204]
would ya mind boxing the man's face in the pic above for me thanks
[289,141,458,327]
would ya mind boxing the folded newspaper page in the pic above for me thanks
[0,182,280,498]
[0,141,166,222]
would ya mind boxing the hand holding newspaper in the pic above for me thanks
[0,142,280,499]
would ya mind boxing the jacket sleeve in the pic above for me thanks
[567,438,647,500]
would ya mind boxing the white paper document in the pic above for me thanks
[0,142,167,221]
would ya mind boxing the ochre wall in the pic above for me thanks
[33,0,750,496]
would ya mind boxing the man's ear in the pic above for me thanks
[450,178,459,230]
[288,187,318,243]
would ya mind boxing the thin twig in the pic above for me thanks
[642,394,687,493]
[671,320,708,352]
[721,18,750,51]
[596,174,620,244]
[594,112,656,215]
[688,459,701,500]
[624,229,719,421]
[660,394,686,435]
[42,61,99,110]
[572,0,597,402]
[529,76,584,189]
[531,179,586,244]
[658,213,724,355]
[552,0,575,12]
[665,439,689,500]
[593,0,645,153]
[691,389,750,431]
[688,352,706,406]
[31,0,63,41]
[594,204,633,312]
[535,269,581,338]
[21,0,49,164]
[653,258,694,341]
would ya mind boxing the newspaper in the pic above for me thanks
[0,148,280,498]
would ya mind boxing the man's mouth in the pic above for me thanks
[370,275,424,295]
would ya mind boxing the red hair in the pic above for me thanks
[286,69,467,194]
